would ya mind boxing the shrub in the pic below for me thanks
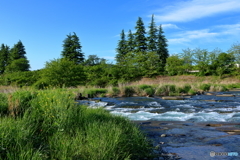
[112,87,120,96]
[124,86,135,97]
[199,84,211,91]
[83,88,108,98]
[188,89,197,95]
[41,58,86,87]
[156,85,176,96]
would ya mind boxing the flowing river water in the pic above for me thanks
[77,90,240,160]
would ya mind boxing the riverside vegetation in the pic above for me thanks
[0,88,153,160]
[1,79,240,159]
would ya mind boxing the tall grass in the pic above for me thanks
[0,88,153,160]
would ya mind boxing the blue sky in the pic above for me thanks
[0,0,240,70]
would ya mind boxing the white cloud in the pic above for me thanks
[102,56,115,60]
[162,24,180,29]
[168,23,240,44]
[155,0,240,22]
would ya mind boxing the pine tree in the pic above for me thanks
[147,15,158,52]
[116,30,128,63]
[127,30,135,53]
[0,44,10,74]
[62,32,84,64]
[157,25,169,72]
[10,40,27,61]
[6,40,30,72]
[134,17,147,53]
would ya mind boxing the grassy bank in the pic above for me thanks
[0,89,153,160]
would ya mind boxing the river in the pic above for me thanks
[77,90,240,160]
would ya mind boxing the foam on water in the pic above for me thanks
[110,110,239,122]
[77,97,240,122]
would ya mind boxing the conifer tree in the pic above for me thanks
[6,40,30,72]
[0,44,10,74]
[134,17,147,52]
[116,30,128,63]
[62,32,84,64]
[10,40,27,61]
[127,30,135,53]
[157,25,169,72]
[147,15,158,52]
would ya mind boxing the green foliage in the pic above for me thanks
[8,90,37,117]
[138,85,155,96]
[40,58,86,87]
[9,40,27,61]
[61,32,84,64]
[0,93,8,114]
[84,55,106,66]
[111,87,120,96]
[5,58,30,73]
[165,55,185,76]
[199,84,211,91]
[156,85,176,96]
[1,70,40,87]
[116,30,128,64]
[0,44,10,74]
[215,52,235,77]
[124,86,135,97]
[84,62,114,87]
[83,88,108,98]
[188,89,197,95]
[157,25,169,73]
[127,30,135,52]
[134,17,147,52]
[0,89,153,159]
[176,85,191,94]
[147,15,158,52]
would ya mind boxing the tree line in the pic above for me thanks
[0,15,240,88]
[0,41,30,74]
[115,15,168,78]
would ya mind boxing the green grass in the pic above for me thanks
[0,88,153,160]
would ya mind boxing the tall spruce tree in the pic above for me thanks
[0,44,10,74]
[157,25,169,72]
[62,32,84,64]
[134,17,147,52]
[127,30,135,53]
[147,15,158,52]
[116,30,128,63]
[6,40,30,72]
[10,40,27,61]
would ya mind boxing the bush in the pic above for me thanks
[112,87,120,96]
[41,58,86,87]
[124,86,135,97]
[156,85,176,96]
[199,84,211,91]
[188,89,197,95]
[83,88,108,98]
